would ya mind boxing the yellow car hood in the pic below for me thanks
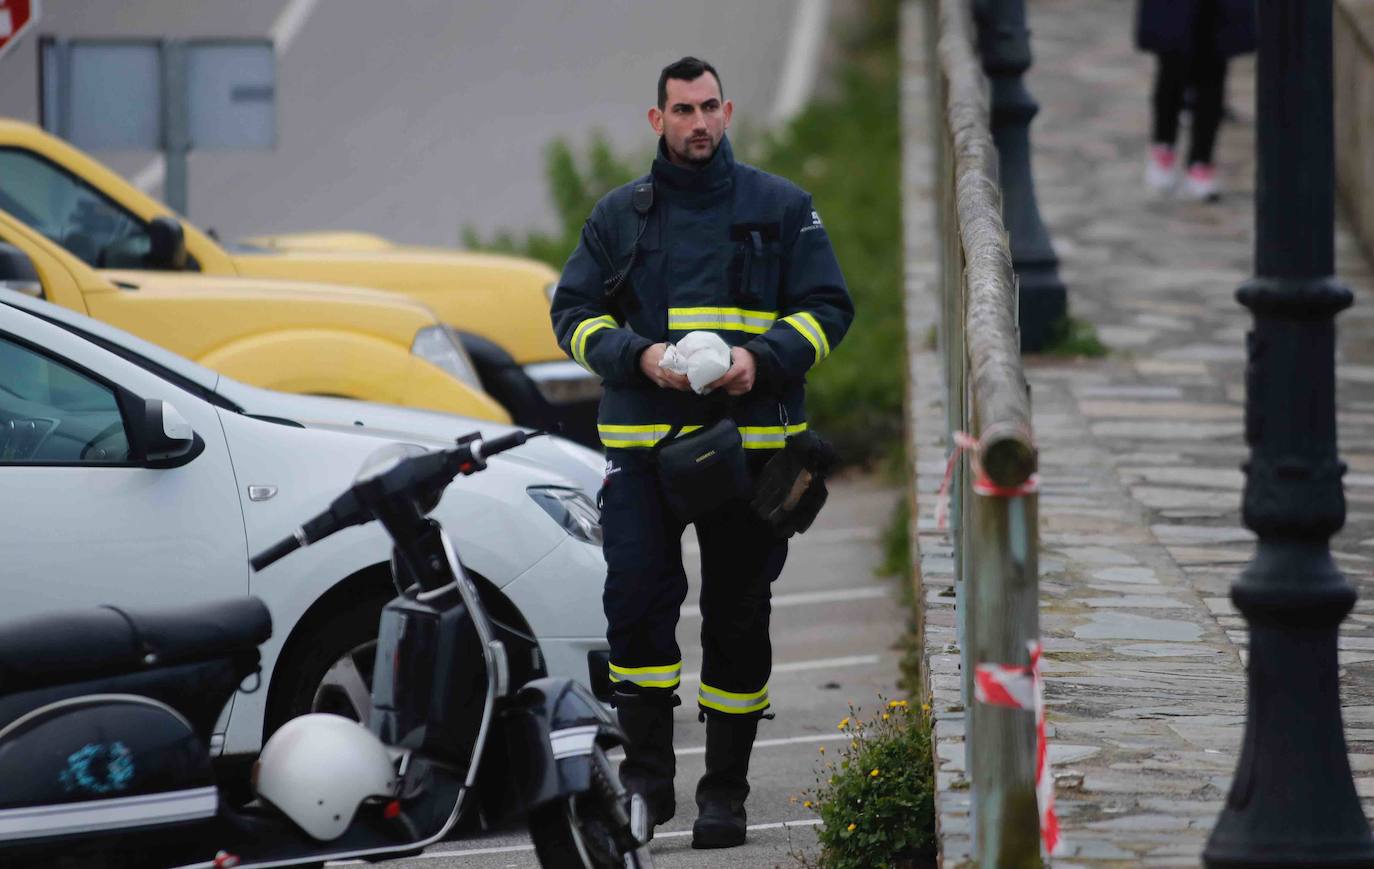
[229,246,564,365]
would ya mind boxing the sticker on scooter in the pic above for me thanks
[60,742,135,794]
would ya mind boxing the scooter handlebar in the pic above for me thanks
[250,430,542,572]
[470,430,531,465]
[250,532,303,572]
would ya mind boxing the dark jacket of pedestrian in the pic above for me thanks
[1136,0,1256,59]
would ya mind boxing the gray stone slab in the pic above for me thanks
[1083,595,1193,609]
[1074,613,1205,642]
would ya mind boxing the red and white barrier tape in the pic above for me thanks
[934,431,1039,530]
[973,640,1062,857]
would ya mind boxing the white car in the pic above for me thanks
[0,290,611,788]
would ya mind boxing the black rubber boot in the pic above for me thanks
[692,713,759,849]
[614,687,677,835]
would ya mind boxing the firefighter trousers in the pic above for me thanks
[599,448,788,716]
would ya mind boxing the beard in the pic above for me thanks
[668,134,718,167]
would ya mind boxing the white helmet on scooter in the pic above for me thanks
[254,713,398,841]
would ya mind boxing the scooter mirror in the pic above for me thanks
[355,442,428,484]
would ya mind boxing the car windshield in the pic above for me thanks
[0,148,153,269]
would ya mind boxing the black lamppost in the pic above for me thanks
[973,0,1067,353]
[1203,1,1374,865]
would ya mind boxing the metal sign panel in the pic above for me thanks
[64,41,162,150]
[187,40,275,150]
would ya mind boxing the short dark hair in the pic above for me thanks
[657,56,723,109]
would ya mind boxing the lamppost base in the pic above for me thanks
[1203,841,1374,868]
[1016,269,1067,353]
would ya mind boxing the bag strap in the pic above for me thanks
[653,392,737,454]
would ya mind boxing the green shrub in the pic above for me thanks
[800,699,936,869]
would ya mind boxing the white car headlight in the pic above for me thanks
[528,486,602,546]
[411,325,482,392]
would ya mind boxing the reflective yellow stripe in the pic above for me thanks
[571,315,617,370]
[598,424,703,449]
[610,660,683,689]
[738,422,809,449]
[795,311,831,357]
[781,312,829,363]
[668,307,778,335]
[698,682,770,714]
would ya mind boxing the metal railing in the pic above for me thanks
[929,0,1041,863]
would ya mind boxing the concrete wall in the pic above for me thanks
[1337,0,1374,262]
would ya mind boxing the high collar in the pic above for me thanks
[651,135,735,196]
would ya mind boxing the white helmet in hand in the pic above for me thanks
[254,713,398,840]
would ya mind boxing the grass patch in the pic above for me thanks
[1038,315,1107,358]
[880,493,925,717]
[880,495,912,583]
[464,0,904,468]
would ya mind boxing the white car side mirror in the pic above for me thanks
[142,399,196,463]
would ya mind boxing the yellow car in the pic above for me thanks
[0,120,599,446]
[0,208,509,422]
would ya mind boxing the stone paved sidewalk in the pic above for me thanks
[902,1,1374,865]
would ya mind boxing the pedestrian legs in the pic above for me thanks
[690,490,787,848]
[598,450,689,830]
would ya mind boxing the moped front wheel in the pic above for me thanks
[527,746,652,869]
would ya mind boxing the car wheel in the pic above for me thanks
[265,594,389,735]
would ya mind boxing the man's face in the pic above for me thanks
[649,73,732,167]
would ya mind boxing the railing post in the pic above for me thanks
[932,0,1042,860]
[968,477,1040,866]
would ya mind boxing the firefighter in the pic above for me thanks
[550,56,853,849]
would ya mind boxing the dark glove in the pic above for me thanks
[750,430,837,538]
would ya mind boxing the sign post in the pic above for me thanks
[39,36,275,215]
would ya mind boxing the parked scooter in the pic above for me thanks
[0,430,651,869]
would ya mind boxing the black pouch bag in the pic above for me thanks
[750,429,838,538]
[654,418,751,524]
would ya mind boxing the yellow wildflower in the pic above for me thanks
[818,746,826,754]
[870,768,880,777]
[847,823,857,832]
[804,800,813,809]
[838,717,850,730]
[882,713,890,721]
[888,700,908,708]
[922,703,932,713]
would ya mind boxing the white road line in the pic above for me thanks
[657,817,823,838]
[772,0,831,125]
[677,732,851,757]
[132,0,320,194]
[683,525,879,554]
[342,818,825,862]
[681,585,889,618]
[270,0,319,54]
[129,156,166,194]
[679,654,881,686]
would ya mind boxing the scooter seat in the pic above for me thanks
[0,597,272,695]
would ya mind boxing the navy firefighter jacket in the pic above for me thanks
[551,136,854,451]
